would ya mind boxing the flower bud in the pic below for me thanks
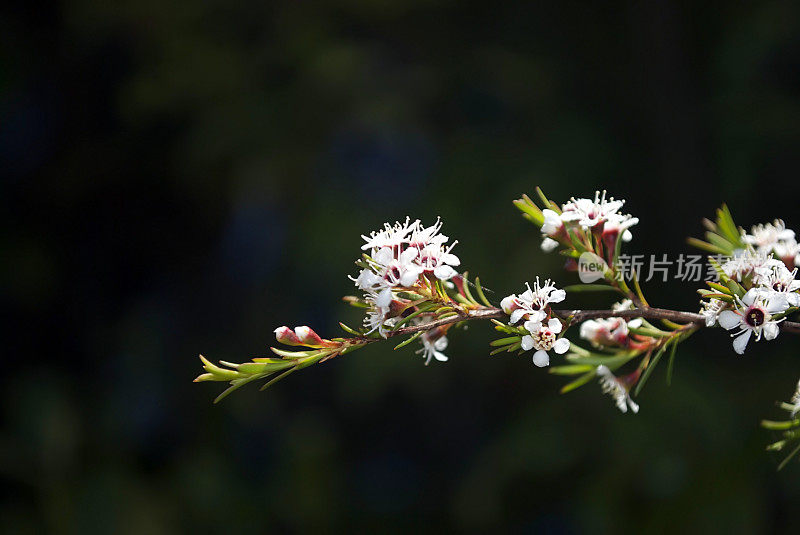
[500,295,519,315]
[294,326,329,347]
[274,326,303,346]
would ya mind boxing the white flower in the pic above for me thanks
[408,217,450,249]
[361,217,416,251]
[611,299,643,328]
[362,292,396,337]
[596,365,639,414]
[721,249,783,283]
[521,317,570,367]
[560,190,625,229]
[742,220,795,254]
[541,209,563,235]
[417,333,448,365]
[541,237,560,252]
[753,263,800,307]
[774,238,800,263]
[699,298,727,327]
[603,212,639,242]
[417,243,460,280]
[717,290,788,354]
[579,317,630,347]
[501,278,567,325]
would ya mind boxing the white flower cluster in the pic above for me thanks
[701,246,800,354]
[579,300,643,348]
[596,365,639,414]
[742,220,800,266]
[539,190,639,252]
[501,278,569,367]
[353,218,460,345]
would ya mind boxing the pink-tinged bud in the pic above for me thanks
[294,326,328,347]
[500,295,519,315]
[275,326,303,346]
[781,255,796,271]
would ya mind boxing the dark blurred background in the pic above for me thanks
[3,1,800,533]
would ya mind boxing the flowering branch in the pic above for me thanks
[195,187,800,468]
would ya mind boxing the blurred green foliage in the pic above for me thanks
[2,0,800,532]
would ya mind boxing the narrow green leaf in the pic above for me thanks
[490,336,522,347]
[686,237,727,255]
[778,441,800,471]
[339,322,362,336]
[634,345,667,396]
[549,364,595,375]
[560,370,597,394]
[666,341,678,386]
[259,366,299,391]
[563,284,617,293]
[474,277,492,307]
[461,272,476,304]
[393,331,423,350]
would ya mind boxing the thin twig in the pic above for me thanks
[370,306,800,341]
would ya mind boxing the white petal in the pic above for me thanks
[542,209,560,225]
[524,320,542,333]
[521,335,534,351]
[718,310,741,330]
[399,269,420,287]
[742,289,757,306]
[532,350,550,367]
[732,330,752,355]
[763,322,779,341]
[510,309,526,324]
[530,310,547,322]
[541,237,559,252]
[374,247,394,265]
[434,351,448,362]
[399,247,418,263]
[553,338,570,354]
[434,336,448,350]
[376,288,393,308]
[628,318,643,328]
[434,265,457,280]
[547,318,562,333]
[767,296,789,314]
[549,289,566,303]
[442,253,460,266]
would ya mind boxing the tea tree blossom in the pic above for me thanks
[417,331,449,365]
[721,249,783,283]
[195,186,800,467]
[560,190,625,229]
[742,220,795,255]
[717,291,788,354]
[535,191,639,254]
[596,365,639,414]
[753,263,800,307]
[699,298,727,327]
[501,278,566,325]
[580,317,631,347]
[521,317,570,367]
